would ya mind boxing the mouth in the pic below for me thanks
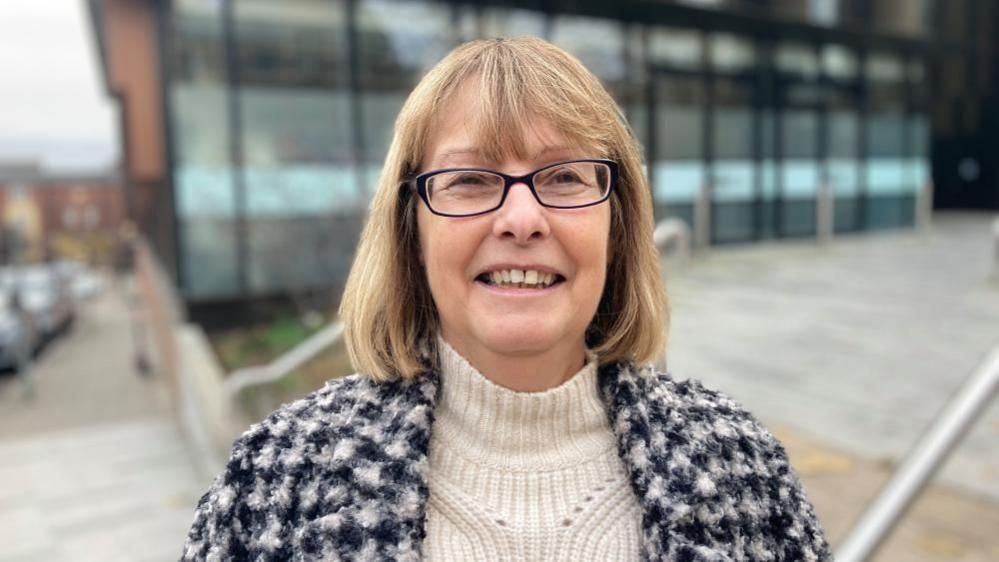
[474,268,567,290]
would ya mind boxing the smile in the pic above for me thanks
[475,268,566,289]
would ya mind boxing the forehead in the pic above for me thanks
[421,78,599,171]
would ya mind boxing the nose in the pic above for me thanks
[492,181,550,244]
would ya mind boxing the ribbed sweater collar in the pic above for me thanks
[432,335,616,471]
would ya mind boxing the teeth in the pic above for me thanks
[482,269,560,289]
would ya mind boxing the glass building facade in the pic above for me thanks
[163,0,955,302]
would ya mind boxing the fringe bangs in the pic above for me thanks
[416,38,616,168]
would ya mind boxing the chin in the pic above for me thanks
[476,323,571,356]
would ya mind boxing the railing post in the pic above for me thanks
[694,181,712,251]
[816,181,834,245]
[654,219,691,263]
[917,180,934,235]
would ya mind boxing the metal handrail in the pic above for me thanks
[835,345,999,562]
[222,320,344,407]
[654,218,691,261]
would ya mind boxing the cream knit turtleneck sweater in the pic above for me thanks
[422,337,643,561]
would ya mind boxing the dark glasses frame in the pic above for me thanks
[401,158,619,218]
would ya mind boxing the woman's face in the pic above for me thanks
[416,89,611,365]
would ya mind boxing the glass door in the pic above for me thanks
[648,71,706,230]
[826,85,863,232]
[864,52,909,229]
[821,44,863,233]
[773,42,822,238]
[711,75,757,243]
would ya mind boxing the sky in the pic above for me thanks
[0,1,119,173]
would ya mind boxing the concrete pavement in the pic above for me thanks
[665,211,999,560]
[0,276,208,562]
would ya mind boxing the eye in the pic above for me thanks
[428,171,503,202]
[446,173,492,188]
[551,170,584,184]
[538,165,593,189]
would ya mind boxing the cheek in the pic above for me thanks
[417,214,474,296]
[416,210,441,292]
[418,227,444,290]
[565,213,611,291]
[585,208,612,268]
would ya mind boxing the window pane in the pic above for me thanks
[710,33,755,73]
[865,53,906,199]
[712,78,755,243]
[170,1,239,299]
[652,75,705,227]
[821,44,858,80]
[782,110,819,199]
[871,0,933,38]
[712,79,753,202]
[551,16,627,85]
[649,27,702,70]
[481,7,546,38]
[776,43,818,79]
[770,0,844,26]
[866,53,905,83]
[233,0,359,294]
[906,116,931,191]
[358,0,453,186]
[828,110,860,196]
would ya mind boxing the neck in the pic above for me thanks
[438,329,587,392]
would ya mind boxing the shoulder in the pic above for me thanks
[181,372,435,560]
[604,361,771,439]
[231,370,434,456]
[628,362,795,477]
[234,373,382,447]
[604,362,832,561]
[180,374,368,559]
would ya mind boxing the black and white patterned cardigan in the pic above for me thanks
[181,360,832,561]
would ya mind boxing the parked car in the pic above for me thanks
[52,259,104,302]
[73,270,104,301]
[0,265,76,343]
[0,290,36,371]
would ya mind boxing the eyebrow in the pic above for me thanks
[435,145,574,167]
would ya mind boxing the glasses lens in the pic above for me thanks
[534,162,611,207]
[426,170,505,215]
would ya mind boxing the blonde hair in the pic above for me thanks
[339,37,668,381]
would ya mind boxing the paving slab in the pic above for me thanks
[779,425,999,562]
[0,418,205,562]
[664,211,999,559]
[0,277,207,562]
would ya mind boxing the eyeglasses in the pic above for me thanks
[404,158,618,218]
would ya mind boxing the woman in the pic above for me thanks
[181,37,831,561]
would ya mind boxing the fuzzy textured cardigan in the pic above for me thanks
[180,360,832,561]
